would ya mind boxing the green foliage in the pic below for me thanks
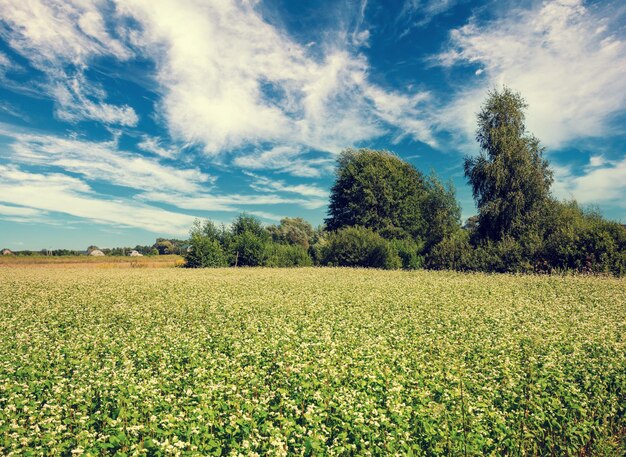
[229,231,267,267]
[427,229,474,271]
[267,217,314,249]
[2,268,625,454]
[465,87,553,242]
[319,226,401,269]
[185,220,228,268]
[184,215,315,269]
[232,214,268,240]
[539,200,626,275]
[390,238,423,269]
[263,243,313,267]
[423,173,462,249]
[326,148,428,241]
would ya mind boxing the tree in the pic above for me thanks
[267,217,314,249]
[185,220,227,268]
[229,231,266,267]
[422,173,462,249]
[326,148,428,241]
[464,87,553,242]
[232,214,268,240]
[228,214,269,266]
[153,239,174,255]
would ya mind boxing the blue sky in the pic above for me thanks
[1,0,625,250]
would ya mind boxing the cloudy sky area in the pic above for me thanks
[1,0,625,249]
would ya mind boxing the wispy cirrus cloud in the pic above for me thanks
[139,190,327,213]
[244,172,328,199]
[436,0,626,149]
[1,130,212,194]
[0,0,436,167]
[0,165,197,235]
[0,0,137,126]
[137,135,179,159]
[233,146,335,178]
[398,0,465,32]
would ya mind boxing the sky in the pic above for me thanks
[0,0,625,250]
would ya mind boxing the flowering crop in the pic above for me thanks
[1,268,625,455]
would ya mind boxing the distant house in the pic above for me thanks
[129,250,143,257]
[2,248,14,256]
[89,249,105,256]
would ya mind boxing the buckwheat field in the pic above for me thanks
[1,267,625,456]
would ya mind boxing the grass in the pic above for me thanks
[0,267,624,455]
[0,254,184,268]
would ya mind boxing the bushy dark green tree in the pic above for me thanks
[326,149,428,241]
[390,238,424,270]
[426,229,474,271]
[465,87,553,242]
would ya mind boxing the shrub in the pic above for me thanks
[184,220,228,268]
[185,236,227,268]
[540,203,626,275]
[229,232,267,267]
[319,226,401,269]
[426,230,473,271]
[264,243,313,267]
[391,238,424,270]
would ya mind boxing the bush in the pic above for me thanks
[229,232,267,267]
[185,236,227,268]
[184,220,228,268]
[264,243,313,267]
[319,226,401,269]
[474,237,533,273]
[426,230,473,271]
[391,238,424,270]
[540,202,626,275]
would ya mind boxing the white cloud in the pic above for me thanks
[244,172,328,199]
[53,75,138,126]
[0,0,437,169]
[0,165,197,235]
[137,135,179,159]
[398,0,464,33]
[247,210,284,222]
[553,156,626,209]
[437,0,626,148]
[0,204,43,217]
[139,191,327,212]
[233,145,334,178]
[2,130,212,194]
[114,0,432,157]
[0,0,137,126]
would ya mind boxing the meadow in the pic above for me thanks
[0,255,184,268]
[1,267,624,456]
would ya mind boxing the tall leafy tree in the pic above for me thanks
[465,87,553,241]
[326,148,428,241]
[267,217,314,249]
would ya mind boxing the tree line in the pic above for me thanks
[6,239,189,257]
[186,87,625,275]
